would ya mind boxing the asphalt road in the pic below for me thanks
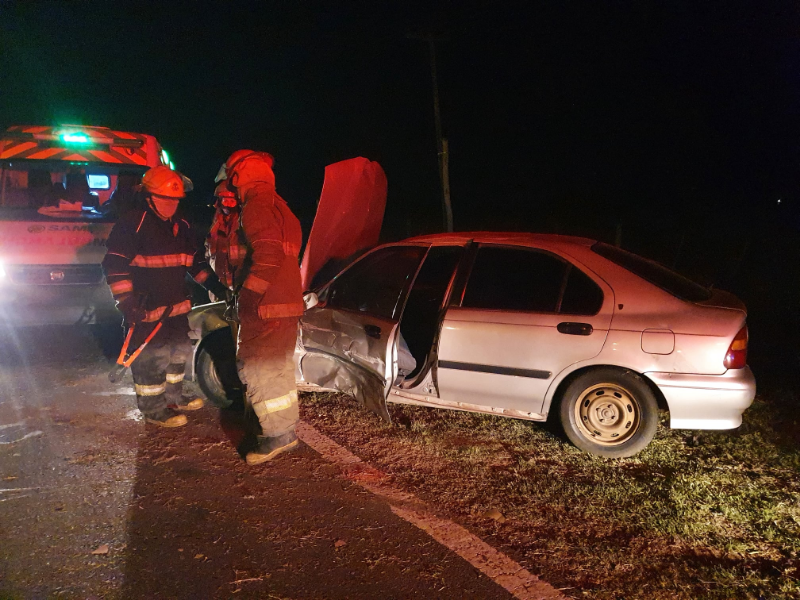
[0,325,525,599]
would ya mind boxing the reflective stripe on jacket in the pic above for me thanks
[102,208,213,317]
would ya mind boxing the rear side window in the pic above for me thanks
[462,246,603,315]
[560,266,604,315]
[592,242,711,302]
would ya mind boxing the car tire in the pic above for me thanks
[559,368,659,458]
[196,329,242,408]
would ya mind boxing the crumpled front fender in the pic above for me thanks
[187,301,230,341]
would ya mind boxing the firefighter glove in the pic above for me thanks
[117,294,146,325]
[237,288,261,322]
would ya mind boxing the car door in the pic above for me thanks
[298,244,428,421]
[436,244,614,416]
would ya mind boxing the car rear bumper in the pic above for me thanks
[645,366,756,430]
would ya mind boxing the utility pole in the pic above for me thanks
[409,33,453,232]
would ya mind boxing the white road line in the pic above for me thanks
[0,421,26,430]
[0,494,32,502]
[88,387,136,397]
[296,421,566,600]
[0,431,43,445]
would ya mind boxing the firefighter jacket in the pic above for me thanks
[239,182,304,320]
[206,207,247,290]
[102,207,217,322]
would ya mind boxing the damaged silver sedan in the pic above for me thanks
[190,232,755,458]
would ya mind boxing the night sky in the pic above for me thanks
[2,1,800,357]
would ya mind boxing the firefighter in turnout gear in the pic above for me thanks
[225,150,304,464]
[206,180,247,296]
[102,166,228,427]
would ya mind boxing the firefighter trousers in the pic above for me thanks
[129,317,192,418]
[236,316,300,440]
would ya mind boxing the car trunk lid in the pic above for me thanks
[695,288,747,314]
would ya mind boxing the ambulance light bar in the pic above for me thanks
[2,129,143,148]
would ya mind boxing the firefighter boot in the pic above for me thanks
[145,407,188,428]
[170,396,204,411]
[245,430,299,465]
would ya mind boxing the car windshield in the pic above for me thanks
[0,160,146,222]
[592,242,711,302]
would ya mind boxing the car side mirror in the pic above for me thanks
[303,292,319,310]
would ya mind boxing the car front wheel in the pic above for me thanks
[195,329,242,408]
[559,368,659,458]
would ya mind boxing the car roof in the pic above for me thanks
[403,231,597,247]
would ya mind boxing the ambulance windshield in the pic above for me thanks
[0,161,147,221]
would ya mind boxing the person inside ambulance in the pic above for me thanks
[65,170,93,205]
[102,166,229,427]
[27,169,54,208]
[105,172,145,217]
[49,168,93,209]
[223,150,304,465]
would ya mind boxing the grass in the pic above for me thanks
[300,385,800,600]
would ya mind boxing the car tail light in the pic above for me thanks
[724,326,748,369]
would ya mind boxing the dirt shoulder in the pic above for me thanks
[300,390,800,600]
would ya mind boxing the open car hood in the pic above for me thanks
[299,157,386,291]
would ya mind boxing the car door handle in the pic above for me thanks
[557,322,593,336]
[364,324,382,339]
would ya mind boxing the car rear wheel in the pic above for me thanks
[196,329,242,408]
[559,368,659,458]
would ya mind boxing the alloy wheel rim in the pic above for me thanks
[574,383,641,446]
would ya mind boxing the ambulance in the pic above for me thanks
[0,125,171,325]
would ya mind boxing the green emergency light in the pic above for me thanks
[61,132,91,143]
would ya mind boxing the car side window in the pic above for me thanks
[324,245,427,319]
[461,246,603,315]
[407,246,464,301]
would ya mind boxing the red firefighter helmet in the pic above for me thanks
[214,149,274,183]
[141,165,186,198]
[227,149,268,170]
[226,151,275,189]
[214,181,238,209]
